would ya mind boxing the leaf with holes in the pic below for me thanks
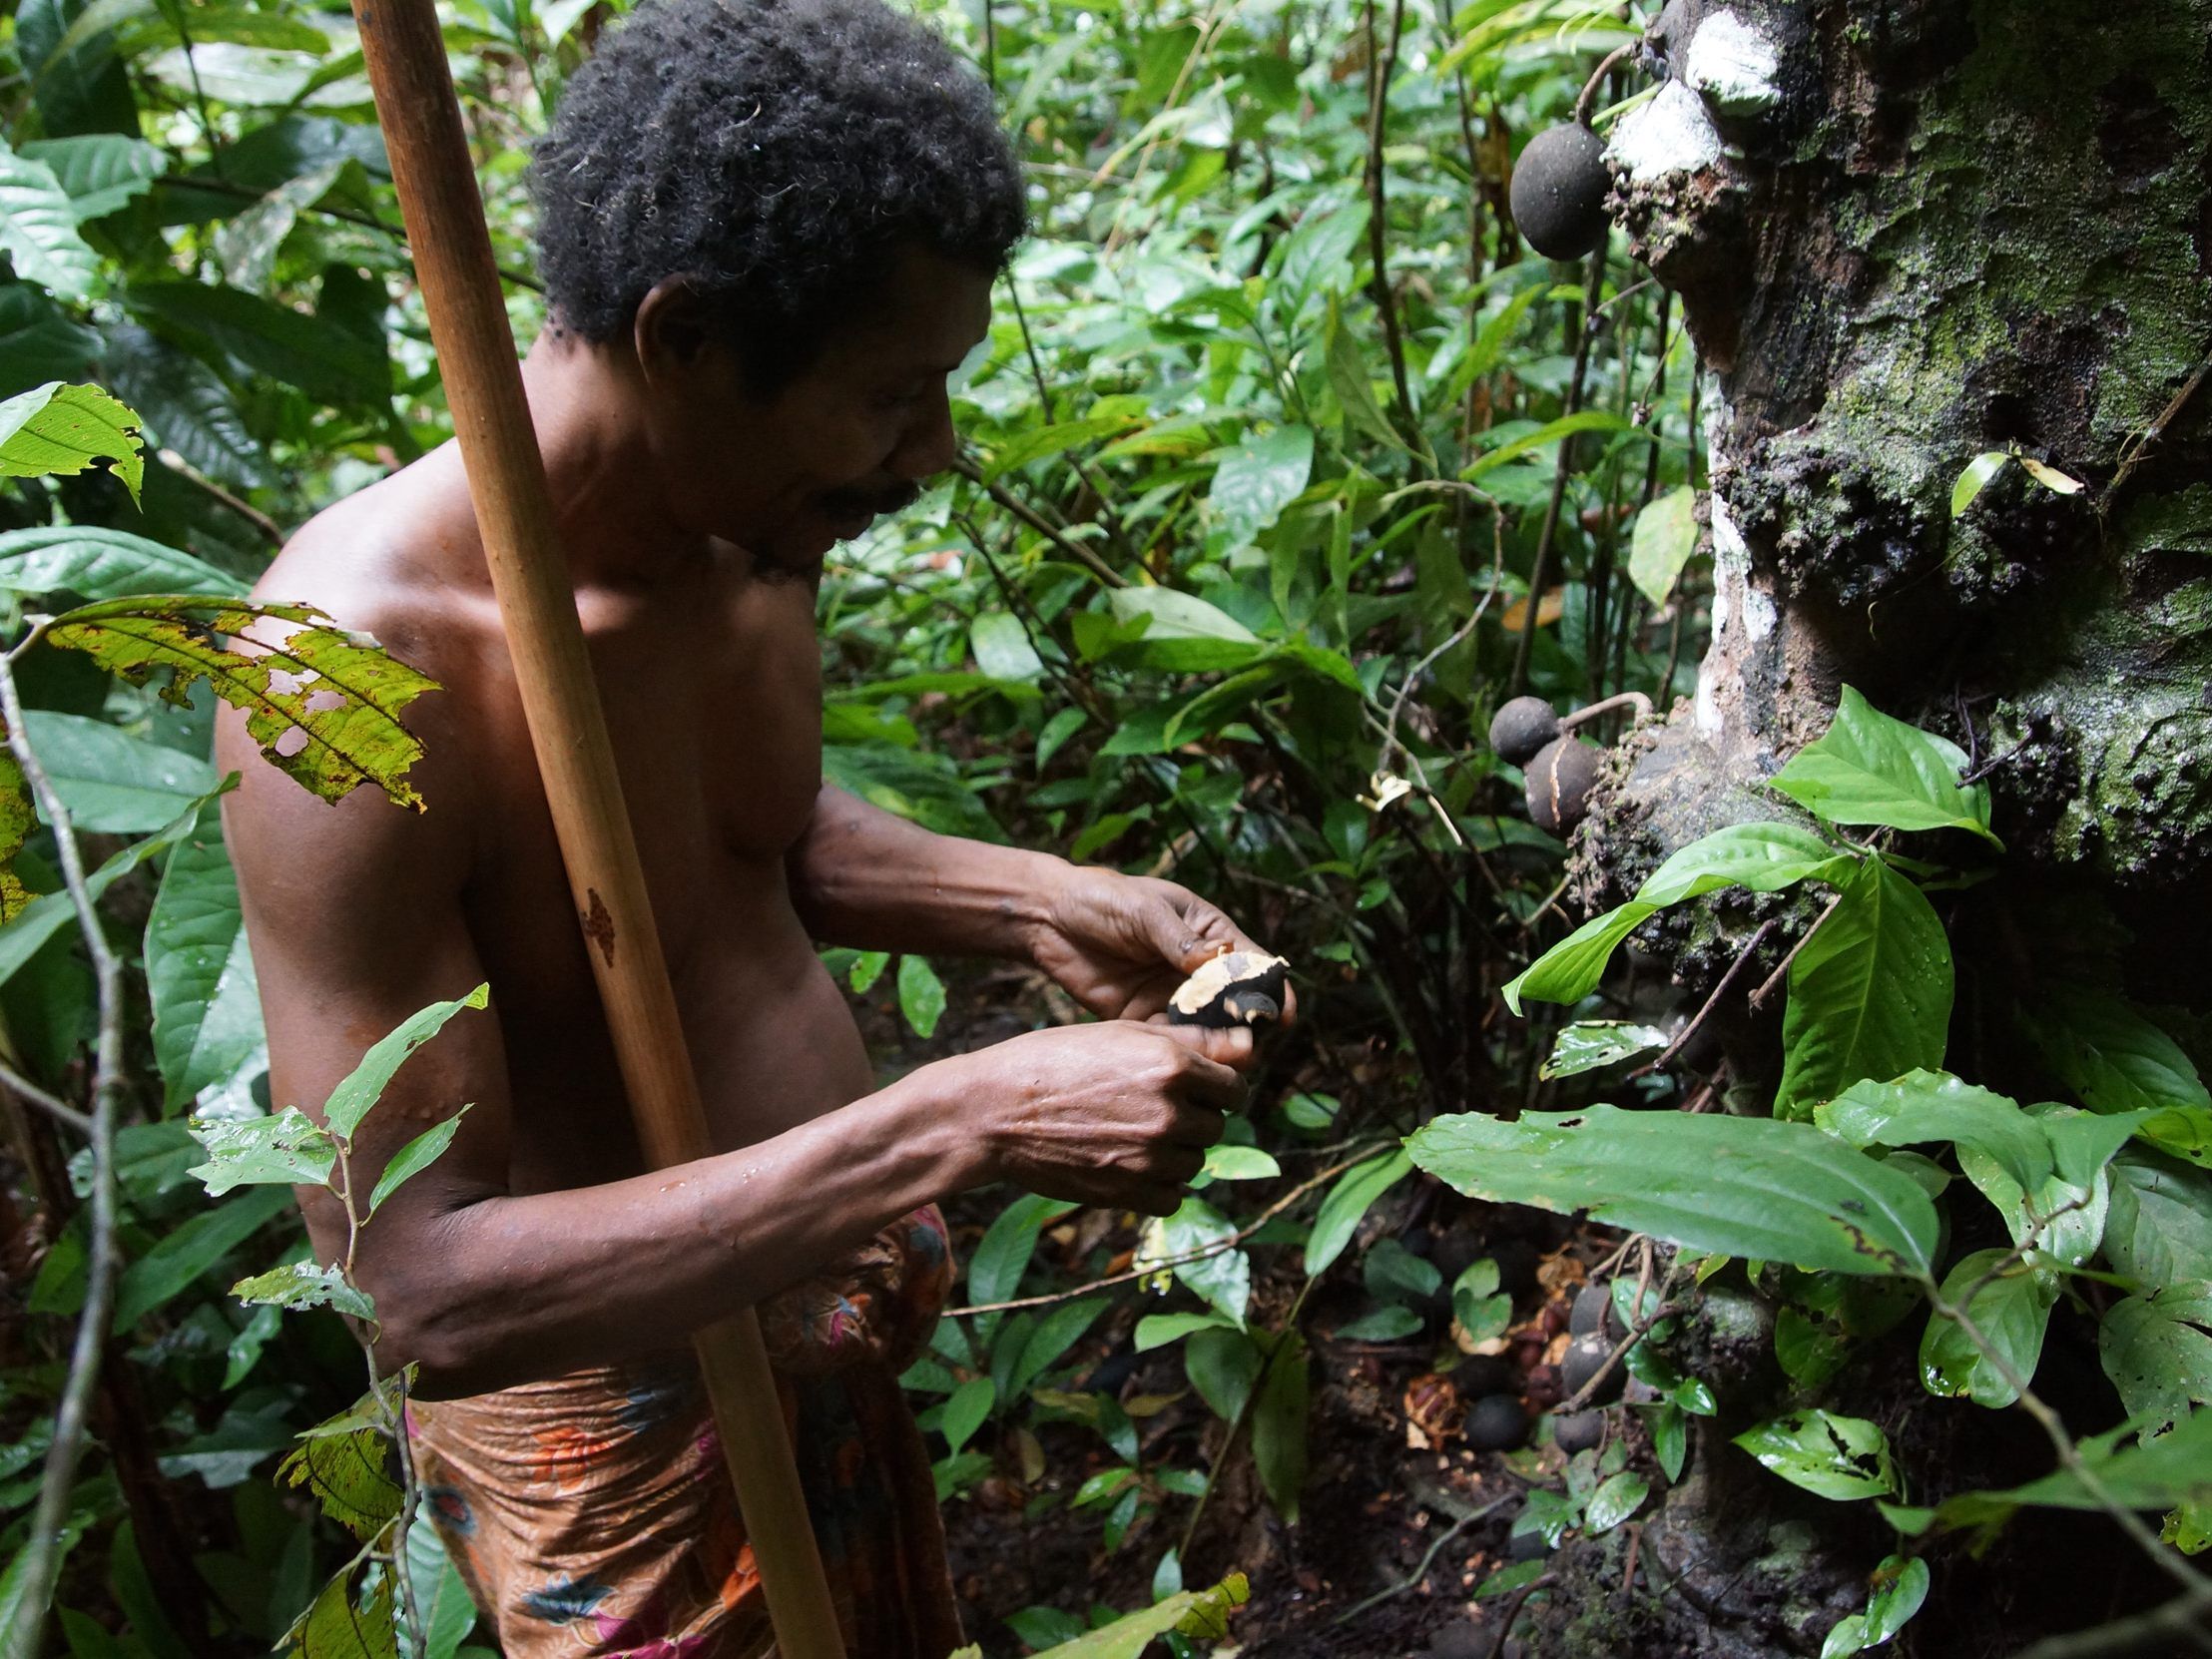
[281,1399,400,1540]
[2099,1286,2212,1430]
[0,381,142,500]
[231,1261,373,1322]
[1734,1409,1898,1500]
[44,597,438,809]
[187,1107,335,1196]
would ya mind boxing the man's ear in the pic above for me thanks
[633,276,725,379]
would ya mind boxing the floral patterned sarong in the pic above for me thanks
[407,1206,961,1658]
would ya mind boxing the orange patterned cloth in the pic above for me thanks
[407,1207,961,1658]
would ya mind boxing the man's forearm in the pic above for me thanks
[788,783,1068,959]
[379,1071,975,1397]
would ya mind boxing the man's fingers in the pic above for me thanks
[1133,1183,1188,1218]
[1155,1021,1257,1072]
[1166,1104,1228,1150]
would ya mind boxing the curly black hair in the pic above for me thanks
[530,0,1026,391]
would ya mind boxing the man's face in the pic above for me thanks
[640,246,994,573]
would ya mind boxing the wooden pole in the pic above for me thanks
[345,4,847,1653]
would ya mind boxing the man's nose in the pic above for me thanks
[888,385,956,482]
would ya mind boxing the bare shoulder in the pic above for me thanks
[218,444,494,913]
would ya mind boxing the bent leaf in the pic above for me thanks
[1304,1147,1410,1277]
[366,1107,473,1214]
[1818,1071,2053,1199]
[281,1399,400,1540]
[45,597,438,809]
[0,143,99,300]
[1920,1250,2057,1408]
[1408,1105,1937,1277]
[1734,1408,1897,1499]
[323,984,490,1140]
[1769,687,1998,845]
[0,381,143,500]
[232,1261,374,1322]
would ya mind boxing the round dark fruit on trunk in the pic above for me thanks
[1508,123,1611,261]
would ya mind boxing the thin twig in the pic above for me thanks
[1630,919,1774,1079]
[1331,1497,1510,1627]
[944,1146,1391,1318]
[1572,43,1636,125]
[1485,1573,1556,1659]
[1748,889,1846,1010]
[0,659,129,1659]
[156,449,283,547]
[2009,1591,2212,1659]
[1361,0,1418,436]
[950,456,1128,589]
[0,1063,94,1137]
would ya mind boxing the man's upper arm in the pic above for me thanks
[217,699,513,1269]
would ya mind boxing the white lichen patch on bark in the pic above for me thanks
[1606,79,1723,183]
[1685,10,1782,117]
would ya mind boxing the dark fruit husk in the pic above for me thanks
[1167,949,1290,1028]
[1561,1335,1624,1405]
[1464,1392,1530,1450]
[1509,123,1611,261]
[1524,737,1602,836]
[1551,1408,1605,1454]
[1488,695,1563,766]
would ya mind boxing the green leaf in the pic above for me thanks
[2099,1286,2212,1430]
[1303,1147,1411,1277]
[0,141,100,300]
[981,407,1147,483]
[1365,1237,1441,1305]
[401,1511,479,1659]
[231,1260,374,1321]
[1733,1409,1898,1499]
[1251,1334,1309,1520]
[47,596,439,810]
[1769,687,1998,845]
[965,1193,1078,1314]
[367,1108,473,1213]
[1866,1555,1931,1643]
[1325,298,1405,451]
[969,611,1044,682]
[1106,586,1264,673]
[1956,1111,2113,1269]
[147,812,262,1111]
[189,1109,334,1196]
[1135,1311,1235,1351]
[1461,409,1633,483]
[1154,1196,1250,1325]
[1408,1105,1937,1277]
[0,525,246,601]
[822,740,1002,841]
[1817,1071,2053,1199]
[1949,450,2009,516]
[1504,823,1852,1012]
[1648,1403,1688,1481]
[112,1181,292,1327]
[0,740,33,925]
[1005,1297,1107,1401]
[100,321,273,489]
[1919,1250,2056,1408]
[323,986,490,1140]
[18,134,166,220]
[0,381,143,500]
[1902,1406,2212,1535]
[940,1376,995,1452]
[2105,1151,2212,1287]
[1628,485,1699,605]
[20,710,216,832]
[1451,1259,1512,1344]
[1585,1470,1649,1533]
[2032,985,2212,1118]
[1821,1613,1870,1659]
[971,1573,1248,1658]
[128,280,389,404]
[281,1399,400,1541]
[1184,1327,1261,1420]
[896,953,946,1038]
[845,948,889,993]
[1334,1304,1423,1341]
[1208,425,1314,551]
[0,281,100,395]
[1543,1020,1670,1079]
[1197,1143,1281,1183]
[1775,857,1953,1120]
[0,789,212,987]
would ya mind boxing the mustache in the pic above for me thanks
[822,482,921,519]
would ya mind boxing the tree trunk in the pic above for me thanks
[1539,3,2212,1652]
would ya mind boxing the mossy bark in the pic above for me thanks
[1530,5,2212,1654]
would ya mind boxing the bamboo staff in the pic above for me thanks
[345,3,846,1652]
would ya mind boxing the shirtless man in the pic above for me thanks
[219,1,1274,1653]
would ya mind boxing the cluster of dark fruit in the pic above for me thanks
[1490,695,1603,836]
[1508,122,1612,261]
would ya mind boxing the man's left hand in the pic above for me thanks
[1027,868,1291,1031]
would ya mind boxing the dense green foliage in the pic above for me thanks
[4,0,2208,1655]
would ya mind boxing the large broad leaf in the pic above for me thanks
[1956,1109,2116,1270]
[1919,1250,2057,1408]
[0,141,99,300]
[1106,586,1265,674]
[1734,1409,1898,1499]
[19,710,216,832]
[822,740,1002,841]
[1775,857,1952,1120]
[1504,822,1853,1011]
[2032,986,2212,1168]
[947,1574,1248,1659]
[188,1106,336,1196]
[128,280,389,404]
[1251,1334,1309,1521]
[1408,1105,1938,1277]
[2100,1286,2212,1430]
[1148,1196,1250,1325]
[1817,1071,2054,1199]
[0,787,215,986]
[0,381,143,500]
[322,985,490,1140]
[111,1181,292,1327]
[19,134,166,220]
[0,525,245,601]
[0,282,100,395]
[289,1568,397,1659]
[282,1398,402,1542]
[100,322,272,489]
[1769,687,1999,846]
[401,1503,479,1659]
[2105,1151,2212,1287]
[0,743,31,925]
[46,597,438,809]
[1208,425,1313,551]
[147,813,263,1111]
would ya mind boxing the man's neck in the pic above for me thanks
[517,329,712,589]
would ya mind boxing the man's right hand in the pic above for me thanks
[931,1021,1250,1216]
